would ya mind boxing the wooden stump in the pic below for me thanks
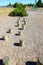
[22,24,25,30]
[3,56,11,65]
[37,60,42,65]
[17,17,20,22]
[24,21,26,25]
[36,57,43,65]
[23,18,26,25]
[18,22,20,27]
[9,29,13,33]
[16,22,19,27]
[18,17,20,20]
[16,17,20,27]
[3,36,8,41]
[39,56,43,65]
[19,40,25,46]
[18,31,22,36]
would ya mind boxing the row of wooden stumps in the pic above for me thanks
[2,56,43,65]
[2,29,13,41]
[15,18,26,30]
[1,18,43,65]
[15,17,26,46]
[3,36,25,46]
[2,18,26,46]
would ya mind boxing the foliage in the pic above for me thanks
[13,2,26,8]
[36,0,43,7]
[9,7,28,16]
[26,4,34,6]
[8,3,28,16]
[7,3,12,7]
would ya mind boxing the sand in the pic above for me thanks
[0,9,43,65]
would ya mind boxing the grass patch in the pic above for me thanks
[0,7,14,15]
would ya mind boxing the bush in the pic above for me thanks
[9,8,28,16]
[8,4,28,16]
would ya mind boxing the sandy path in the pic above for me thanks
[0,11,43,65]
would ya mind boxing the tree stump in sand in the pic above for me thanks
[9,29,13,33]
[16,22,20,27]
[3,36,8,41]
[3,56,11,65]
[36,57,43,65]
[23,18,26,25]
[18,31,22,36]
[18,17,20,21]
[19,40,25,46]
[23,20,26,25]
[22,24,25,30]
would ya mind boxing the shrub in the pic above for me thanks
[8,6,28,16]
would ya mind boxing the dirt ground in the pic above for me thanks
[0,8,43,65]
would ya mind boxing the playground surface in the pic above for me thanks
[0,8,43,65]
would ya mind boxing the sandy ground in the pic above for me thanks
[0,10,43,65]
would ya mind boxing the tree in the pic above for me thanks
[36,0,42,7]
[13,2,26,8]
[7,3,12,7]
[13,2,19,7]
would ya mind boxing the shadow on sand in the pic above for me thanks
[14,43,20,46]
[0,59,4,65]
[6,31,10,33]
[15,25,19,27]
[18,28,23,30]
[0,38,4,40]
[15,33,19,36]
[26,61,36,65]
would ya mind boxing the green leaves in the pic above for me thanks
[36,0,43,7]
[8,3,28,16]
